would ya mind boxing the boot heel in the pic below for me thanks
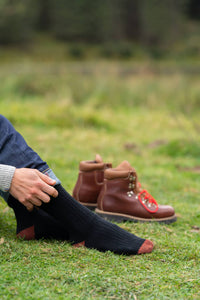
[80,202,97,211]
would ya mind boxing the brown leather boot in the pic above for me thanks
[72,154,112,210]
[96,161,177,224]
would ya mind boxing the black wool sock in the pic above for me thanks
[84,217,145,255]
[33,209,69,240]
[41,184,153,255]
[41,184,96,243]
[7,195,69,241]
[7,195,34,238]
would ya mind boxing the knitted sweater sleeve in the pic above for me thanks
[0,164,16,192]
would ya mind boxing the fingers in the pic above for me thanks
[42,183,58,198]
[27,181,57,207]
[37,171,58,198]
[24,193,48,211]
[38,171,56,186]
[22,176,58,209]
[24,201,34,212]
[35,189,51,203]
[10,168,59,210]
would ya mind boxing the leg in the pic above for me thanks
[0,115,153,255]
[8,195,69,241]
[41,184,153,254]
[0,114,66,240]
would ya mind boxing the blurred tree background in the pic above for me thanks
[0,0,199,58]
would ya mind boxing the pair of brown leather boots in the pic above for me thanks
[73,155,176,224]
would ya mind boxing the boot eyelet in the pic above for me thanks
[127,191,133,197]
[129,183,135,189]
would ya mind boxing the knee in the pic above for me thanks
[0,115,12,136]
[0,115,8,127]
[0,115,12,131]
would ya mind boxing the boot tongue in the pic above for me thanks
[116,160,135,172]
[95,154,103,163]
[116,161,142,193]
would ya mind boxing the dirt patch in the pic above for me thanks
[147,139,168,148]
[177,165,200,173]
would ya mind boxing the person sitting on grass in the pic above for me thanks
[0,114,153,255]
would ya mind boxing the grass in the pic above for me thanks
[0,43,200,299]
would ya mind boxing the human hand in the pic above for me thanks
[10,168,58,211]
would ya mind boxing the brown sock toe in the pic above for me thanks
[72,241,85,248]
[137,239,154,254]
[17,225,35,240]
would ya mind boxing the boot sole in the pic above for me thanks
[79,202,97,211]
[95,208,177,224]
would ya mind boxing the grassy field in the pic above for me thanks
[0,46,200,299]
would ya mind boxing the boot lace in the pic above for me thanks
[137,183,158,213]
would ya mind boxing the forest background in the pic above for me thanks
[0,0,199,59]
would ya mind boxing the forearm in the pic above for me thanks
[0,164,16,192]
